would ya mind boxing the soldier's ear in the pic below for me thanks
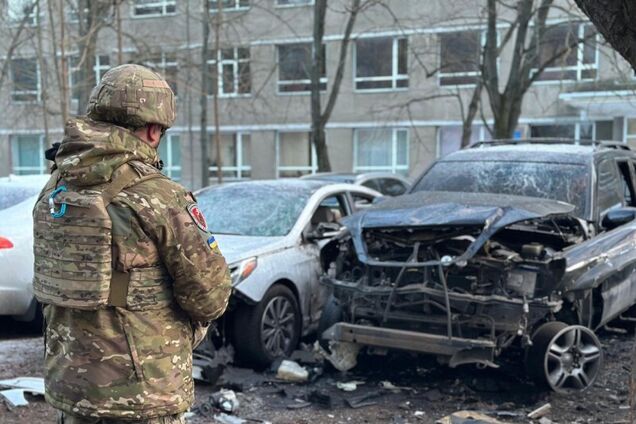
[147,124,163,148]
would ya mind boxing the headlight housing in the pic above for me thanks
[231,257,258,286]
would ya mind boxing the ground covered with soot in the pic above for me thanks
[0,317,631,424]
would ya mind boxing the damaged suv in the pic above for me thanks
[320,140,636,392]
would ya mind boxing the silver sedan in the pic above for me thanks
[195,179,381,366]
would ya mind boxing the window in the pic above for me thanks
[209,0,249,12]
[355,37,408,90]
[354,128,408,174]
[8,0,37,25]
[625,118,636,149]
[437,125,487,158]
[207,48,250,96]
[533,23,597,81]
[278,43,325,93]
[277,132,317,177]
[616,160,636,206]
[158,134,181,181]
[145,53,178,95]
[11,58,39,102]
[439,30,482,86]
[10,135,46,175]
[277,0,313,6]
[95,54,111,82]
[133,0,176,17]
[69,54,111,100]
[530,122,612,141]
[209,133,251,180]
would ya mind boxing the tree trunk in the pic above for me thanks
[212,0,223,184]
[574,0,636,70]
[199,0,210,189]
[310,0,331,172]
[460,81,482,148]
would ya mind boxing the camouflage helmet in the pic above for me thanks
[86,64,176,129]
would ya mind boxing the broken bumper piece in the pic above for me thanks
[322,322,498,368]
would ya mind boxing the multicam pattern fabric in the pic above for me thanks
[86,64,176,130]
[57,411,186,424]
[35,117,232,420]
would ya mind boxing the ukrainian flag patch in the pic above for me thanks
[208,235,219,251]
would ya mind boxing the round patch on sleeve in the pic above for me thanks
[187,204,208,231]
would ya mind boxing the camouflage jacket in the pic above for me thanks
[37,117,231,419]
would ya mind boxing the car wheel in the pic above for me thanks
[526,321,603,393]
[317,294,343,351]
[232,284,301,367]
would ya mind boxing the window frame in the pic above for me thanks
[277,42,327,95]
[276,131,318,177]
[131,0,177,18]
[353,36,409,92]
[208,0,250,13]
[11,57,40,103]
[144,52,179,96]
[68,54,112,101]
[207,47,251,98]
[7,0,39,26]
[10,134,46,175]
[275,0,314,8]
[160,133,182,181]
[530,22,599,84]
[208,132,252,180]
[353,128,409,174]
[438,29,485,88]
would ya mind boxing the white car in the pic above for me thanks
[0,175,49,329]
[194,179,381,366]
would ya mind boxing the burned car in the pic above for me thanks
[320,140,636,392]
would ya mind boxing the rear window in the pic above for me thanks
[413,160,590,217]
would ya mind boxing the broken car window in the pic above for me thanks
[196,183,312,237]
[412,160,589,217]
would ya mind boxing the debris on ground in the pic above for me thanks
[290,347,323,366]
[213,413,246,424]
[0,376,45,408]
[527,403,551,419]
[380,380,416,393]
[307,389,333,408]
[436,410,505,424]
[212,389,240,413]
[336,380,365,392]
[317,341,360,372]
[276,360,309,383]
[345,390,383,409]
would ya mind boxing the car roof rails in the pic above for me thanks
[469,138,632,151]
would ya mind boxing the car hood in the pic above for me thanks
[343,191,575,265]
[344,191,574,229]
[215,234,286,265]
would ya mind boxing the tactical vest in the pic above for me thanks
[33,163,163,310]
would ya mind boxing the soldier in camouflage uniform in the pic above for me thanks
[32,64,232,424]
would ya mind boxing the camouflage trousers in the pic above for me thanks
[56,411,186,424]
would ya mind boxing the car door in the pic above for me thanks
[563,156,636,328]
[296,191,351,331]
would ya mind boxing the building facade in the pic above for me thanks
[1,0,635,189]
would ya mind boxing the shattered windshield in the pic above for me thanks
[196,183,313,237]
[412,161,590,217]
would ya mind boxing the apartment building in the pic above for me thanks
[1,0,635,189]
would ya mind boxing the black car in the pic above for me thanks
[319,140,636,393]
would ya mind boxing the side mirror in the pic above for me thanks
[602,207,636,230]
[304,222,341,241]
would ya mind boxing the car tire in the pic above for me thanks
[317,294,343,352]
[232,284,301,367]
[526,321,603,393]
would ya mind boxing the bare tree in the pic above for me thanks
[310,0,364,172]
[0,1,38,92]
[457,0,598,141]
[574,0,636,70]
[200,0,211,188]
